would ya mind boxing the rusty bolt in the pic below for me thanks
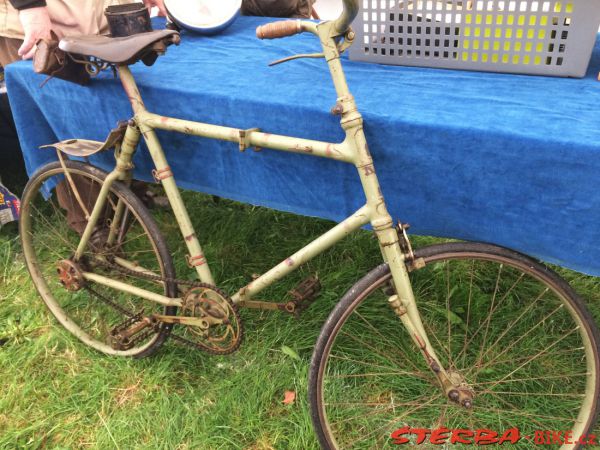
[331,103,344,116]
[347,30,355,40]
[462,399,473,409]
[448,390,460,402]
[430,361,441,373]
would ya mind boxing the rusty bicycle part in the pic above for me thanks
[20,161,178,357]
[109,312,159,351]
[309,243,600,449]
[238,275,321,317]
[56,259,86,292]
[167,286,242,355]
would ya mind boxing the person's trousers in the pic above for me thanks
[0,37,20,68]
[0,37,20,146]
[0,37,24,193]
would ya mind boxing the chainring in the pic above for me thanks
[177,286,243,355]
[85,255,243,354]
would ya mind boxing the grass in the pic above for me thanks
[2,171,600,449]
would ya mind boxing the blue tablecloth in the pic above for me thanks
[6,17,600,275]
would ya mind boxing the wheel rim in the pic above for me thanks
[20,165,174,356]
[315,249,599,449]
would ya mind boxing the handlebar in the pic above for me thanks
[256,0,359,40]
[333,0,360,35]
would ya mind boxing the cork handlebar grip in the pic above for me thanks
[256,21,303,40]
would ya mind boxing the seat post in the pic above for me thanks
[117,65,146,115]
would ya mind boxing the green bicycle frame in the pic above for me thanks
[73,19,453,387]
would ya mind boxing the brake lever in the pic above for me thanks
[269,52,324,67]
[267,26,355,67]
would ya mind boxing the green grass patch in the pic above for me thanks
[1,189,600,449]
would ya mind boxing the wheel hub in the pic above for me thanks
[56,259,85,292]
[445,370,475,409]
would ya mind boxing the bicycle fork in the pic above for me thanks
[345,102,472,408]
[319,24,471,407]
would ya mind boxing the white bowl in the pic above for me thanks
[164,0,242,35]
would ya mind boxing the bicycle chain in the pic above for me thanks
[84,285,157,349]
[85,255,243,354]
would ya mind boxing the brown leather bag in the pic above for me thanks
[33,33,90,86]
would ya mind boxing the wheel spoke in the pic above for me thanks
[475,287,549,367]
[30,202,77,250]
[460,260,476,369]
[472,372,591,386]
[328,354,429,378]
[21,163,172,357]
[338,330,418,374]
[479,390,585,398]
[353,310,423,373]
[344,395,443,448]
[313,247,598,449]
[454,269,526,364]
[473,404,577,425]
[473,264,503,369]
[28,231,67,261]
[481,325,580,391]
[328,370,427,379]
[470,303,565,378]
[445,262,454,368]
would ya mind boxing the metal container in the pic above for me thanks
[105,3,153,37]
[164,0,242,35]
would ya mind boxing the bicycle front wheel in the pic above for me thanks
[309,242,600,449]
[20,161,177,358]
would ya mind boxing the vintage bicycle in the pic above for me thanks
[18,1,600,448]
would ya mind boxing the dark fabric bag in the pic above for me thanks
[33,33,90,86]
[241,0,315,18]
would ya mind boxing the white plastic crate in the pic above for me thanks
[350,0,600,77]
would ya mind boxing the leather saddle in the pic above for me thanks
[59,29,180,66]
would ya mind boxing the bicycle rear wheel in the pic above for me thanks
[309,242,600,449]
[20,160,177,358]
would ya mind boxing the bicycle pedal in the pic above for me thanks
[287,275,321,317]
[109,313,158,351]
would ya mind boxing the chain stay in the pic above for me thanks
[86,256,242,354]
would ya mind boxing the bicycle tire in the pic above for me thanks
[309,242,600,449]
[20,160,177,358]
